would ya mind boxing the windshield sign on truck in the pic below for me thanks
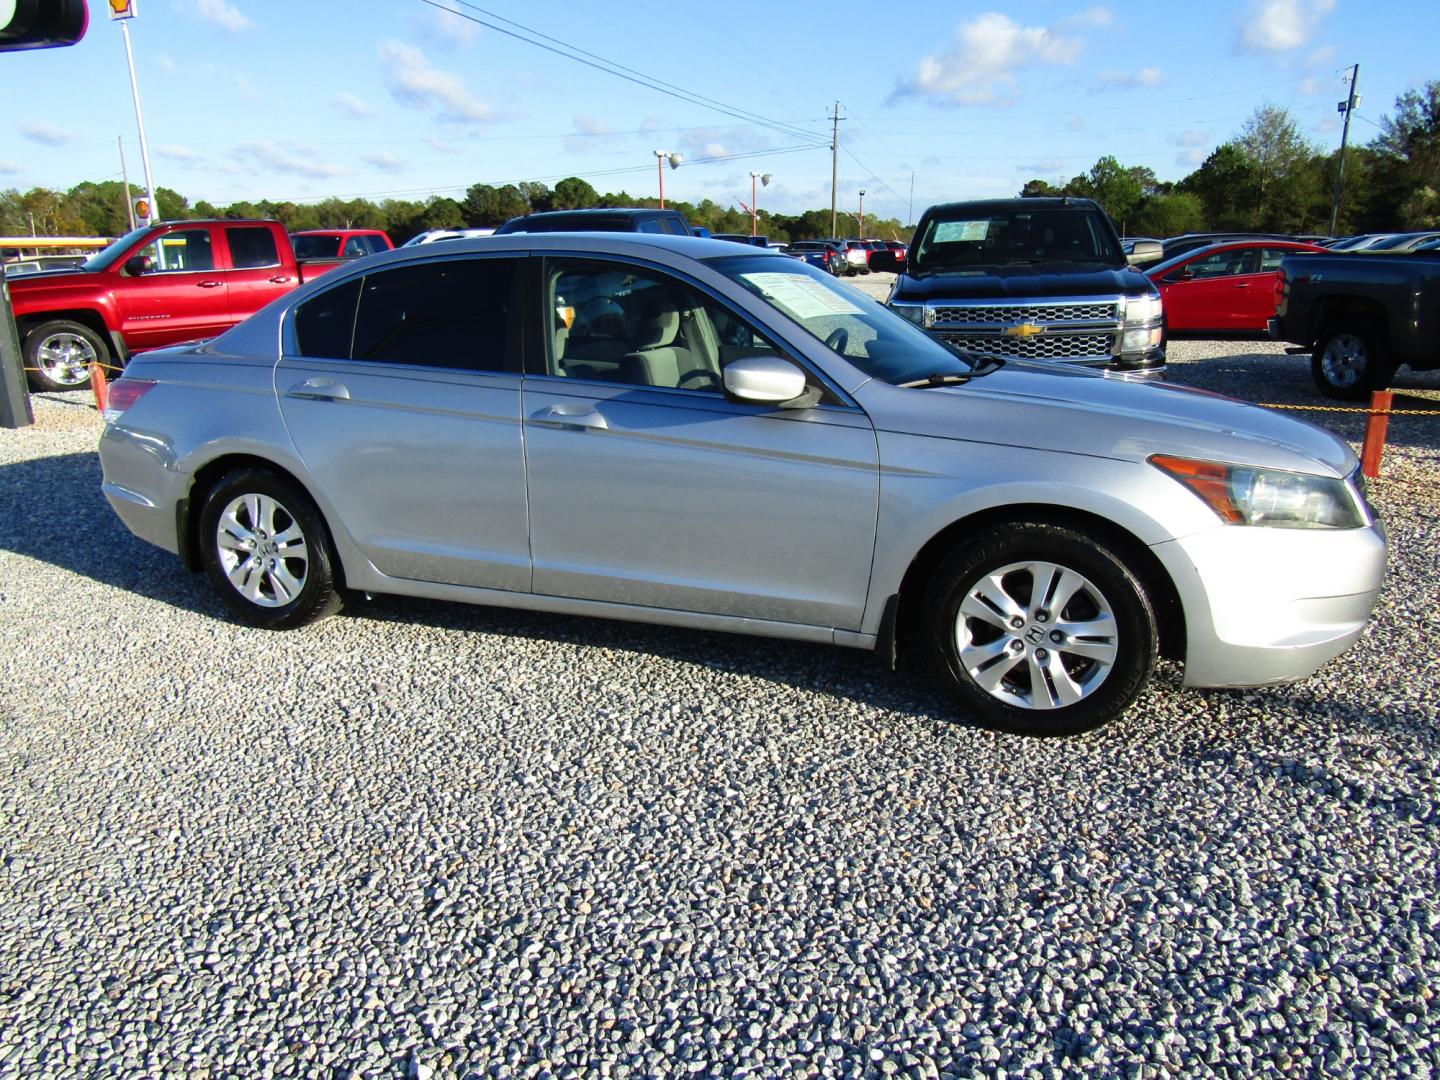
[933,220,992,243]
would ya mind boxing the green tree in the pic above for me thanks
[552,176,599,210]
[1129,192,1205,237]
[1370,80,1440,228]
[1019,179,1063,197]
[1179,144,1260,229]
[518,181,553,213]
[1064,156,1145,228]
[462,183,529,226]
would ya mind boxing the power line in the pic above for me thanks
[421,0,824,145]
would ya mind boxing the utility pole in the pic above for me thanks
[908,170,915,228]
[829,101,844,238]
[1329,63,1359,236]
[0,281,33,429]
[119,136,136,230]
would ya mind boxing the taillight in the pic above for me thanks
[103,378,156,423]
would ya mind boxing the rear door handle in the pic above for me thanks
[532,403,607,431]
[285,378,351,402]
[197,280,224,289]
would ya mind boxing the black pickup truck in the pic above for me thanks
[886,197,1165,375]
[1270,250,1440,399]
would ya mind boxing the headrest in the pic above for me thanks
[631,292,681,349]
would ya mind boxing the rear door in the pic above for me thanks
[222,225,297,323]
[113,223,231,349]
[274,254,531,591]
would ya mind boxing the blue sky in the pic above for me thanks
[2,0,1434,223]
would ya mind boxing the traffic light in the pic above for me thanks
[0,0,89,51]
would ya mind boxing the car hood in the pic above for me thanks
[863,361,1357,478]
[893,263,1152,300]
[7,269,109,295]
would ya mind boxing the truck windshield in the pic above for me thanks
[706,254,976,386]
[81,225,156,272]
[911,208,1125,273]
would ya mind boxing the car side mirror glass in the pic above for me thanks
[1126,241,1163,266]
[723,355,814,408]
[125,255,154,276]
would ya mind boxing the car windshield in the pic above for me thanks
[707,254,976,385]
[293,235,341,259]
[81,225,156,272]
[911,207,1125,273]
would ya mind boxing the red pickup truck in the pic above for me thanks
[10,219,342,391]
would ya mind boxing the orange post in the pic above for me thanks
[1360,389,1392,479]
[90,362,109,414]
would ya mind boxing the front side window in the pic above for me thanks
[350,257,517,370]
[544,259,782,393]
[133,227,214,273]
[1181,248,1255,279]
[226,226,279,269]
[708,253,974,386]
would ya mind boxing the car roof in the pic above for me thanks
[921,197,1103,217]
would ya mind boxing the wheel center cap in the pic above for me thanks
[1023,624,1047,647]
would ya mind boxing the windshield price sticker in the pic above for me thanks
[740,272,863,319]
[933,220,990,242]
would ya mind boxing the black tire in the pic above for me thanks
[22,319,108,392]
[923,523,1158,737]
[1312,320,1394,401]
[198,468,343,630]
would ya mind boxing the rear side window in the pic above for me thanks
[660,216,689,235]
[226,227,280,269]
[294,278,360,360]
[351,258,517,371]
[636,219,664,234]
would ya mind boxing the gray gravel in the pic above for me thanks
[2,348,1437,1079]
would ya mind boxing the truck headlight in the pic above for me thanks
[1122,327,1164,352]
[1123,294,1162,325]
[889,302,929,327]
[1150,455,1364,529]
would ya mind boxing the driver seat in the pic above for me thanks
[619,291,698,389]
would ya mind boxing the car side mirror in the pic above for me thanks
[124,254,154,276]
[723,356,816,408]
[1126,240,1163,266]
[1168,268,1194,283]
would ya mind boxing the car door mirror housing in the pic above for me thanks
[124,255,154,276]
[1126,240,1163,266]
[722,355,813,408]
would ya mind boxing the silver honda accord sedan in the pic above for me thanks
[97,234,1386,736]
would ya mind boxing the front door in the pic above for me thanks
[522,256,879,631]
[274,255,531,591]
[114,223,232,349]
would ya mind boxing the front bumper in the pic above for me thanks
[1153,519,1387,688]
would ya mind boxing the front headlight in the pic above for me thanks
[1124,294,1162,326]
[1150,455,1364,529]
[889,302,929,327]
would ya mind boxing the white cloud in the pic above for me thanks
[364,152,403,174]
[1307,44,1335,66]
[426,137,459,155]
[1239,0,1334,53]
[234,143,349,180]
[1092,67,1162,92]
[1062,7,1113,28]
[1017,159,1067,174]
[331,92,377,119]
[195,0,252,32]
[676,126,771,162]
[379,40,495,124]
[19,122,70,147]
[1176,148,1209,167]
[157,144,203,163]
[565,115,612,153]
[234,74,260,103]
[1065,114,1086,131]
[1174,129,1210,147]
[892,13,1088,106]
[423,1,481,45]
[0,161,22,175]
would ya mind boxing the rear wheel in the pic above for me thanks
[1312,321,1394,401]
[923,523,1158,736]
[23,319,107,392]
[198,468,343,630]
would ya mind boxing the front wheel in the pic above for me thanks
[923,524,1158,736]
[23,319,109,392]
[1312,321,1393,401]
[198,468,344,630]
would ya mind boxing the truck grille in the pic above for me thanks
[938,331,1117,362]
[930,301,1120,325]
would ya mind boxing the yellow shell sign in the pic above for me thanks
[108,0,138,20]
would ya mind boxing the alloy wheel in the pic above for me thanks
[1320,333,1367,389]
[214,493,310,608]
[35,331,97,387]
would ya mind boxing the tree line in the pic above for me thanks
[3,83,1435,245]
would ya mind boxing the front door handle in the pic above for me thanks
[197,280,224,289]
[1233,282,1251,289]
[532,403,607,431]
[269,276,291,284]
[286,378,351,402]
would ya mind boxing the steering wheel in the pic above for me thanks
[677,369,722,392]
[824,326,850,352]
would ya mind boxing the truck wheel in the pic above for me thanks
[22,319,108,392]
[922,523,1158,737]
[198,468,344,630]
[1312,321,1394,402]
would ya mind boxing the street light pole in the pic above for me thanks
[749,171,771,237]
[654,150,666,209]
[858,190,866,240]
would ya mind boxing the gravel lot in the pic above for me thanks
[2,342,1437,1079]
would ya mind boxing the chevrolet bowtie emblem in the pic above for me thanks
[1004,322,1046,338]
